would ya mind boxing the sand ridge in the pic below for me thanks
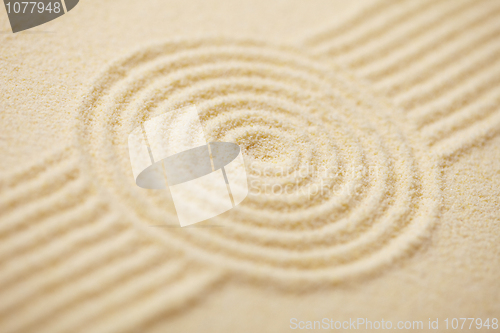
[301,0,500,162]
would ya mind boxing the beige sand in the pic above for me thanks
[0,0,499,332]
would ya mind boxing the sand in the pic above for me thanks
[0,0,499,332]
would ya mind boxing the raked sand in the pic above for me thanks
[0,0,499,332]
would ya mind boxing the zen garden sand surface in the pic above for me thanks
[0,0,499,332]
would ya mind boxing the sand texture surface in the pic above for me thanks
[0,0,499,332]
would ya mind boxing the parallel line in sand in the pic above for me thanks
[374,23,500,97]
[83,269,223,333]
[0,220,131,316]
[422,88,500,146]
[0,195,106,265]
[433,110,500,161]
[0,158,80,217]
[311,0,439,56]
[4,248,188,333]
[351,0,499,78]
[398,47,500,112]
[0,176,92,240]
[409,62,500,126]
[302,0,399,47]
[0,211,122,294]
[0,146,72,191]
[44,261,195,333]
[355,1,500,80]
[344,0,480,70]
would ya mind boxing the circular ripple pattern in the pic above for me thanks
[75,37,440,287]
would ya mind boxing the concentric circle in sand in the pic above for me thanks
[75,37,440,286]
